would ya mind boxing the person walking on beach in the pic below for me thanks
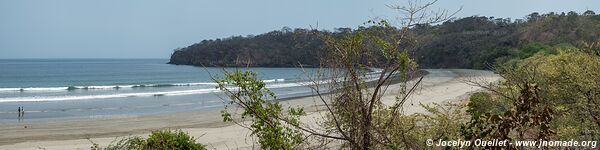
[17,106,22,121]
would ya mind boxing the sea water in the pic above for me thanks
[0,59,320,122]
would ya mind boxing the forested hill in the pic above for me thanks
[168,11,600,69]
[169,28,329,67]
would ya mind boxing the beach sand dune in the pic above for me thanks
[0,69,500,150]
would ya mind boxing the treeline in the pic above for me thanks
[415,10,600,68]
[168,10,600,69]
[168,28,330,67]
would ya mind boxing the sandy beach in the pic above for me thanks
[0,69,500,150]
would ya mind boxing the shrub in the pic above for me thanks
[461,45,600,147]
[91,129,206,150]
[217,70,305,149]
[466,92,509,117]
[382,102,466,149]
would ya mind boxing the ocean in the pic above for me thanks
[0,59,321,123]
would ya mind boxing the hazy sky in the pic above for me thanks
[1,0,598,59]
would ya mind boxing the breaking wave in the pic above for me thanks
[0,89,221,102]
[0,79,285,92]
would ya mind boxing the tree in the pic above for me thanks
[215,0,459,149]
[217,71,306,149]
[527,12,541,21]
[170,10,600,69]
[583,10,596,16]
[464,44,600,147]
[309,0,460,148]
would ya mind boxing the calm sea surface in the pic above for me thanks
[0,59,319,123]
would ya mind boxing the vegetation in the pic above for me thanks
[97,1,600,149]
[214,42,600,149]
[213,0,464,149]
[168,0,600,149]
[170,10,600,69]
[503,45,600,140]
[90,130,206,150]
[315,18,425,148]
[181,1,600,147]
[168,28,327,67]
[466,92,509,117]
[460,43,600,148]
[216,70,306,149]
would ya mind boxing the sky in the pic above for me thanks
[0,0,598,59]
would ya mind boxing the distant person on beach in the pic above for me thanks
[17,106,22,121]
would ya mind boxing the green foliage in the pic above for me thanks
[462,45,600,146]
[514,42,555,59]
[143,130,205,150]
[169,27,327,67]
[466,92,510,117]
[461,84,555,149]
[378,102,467,149]
[467,92,491,116]
[177,9,600,149]
[216,70,304,149]
[512,47,600,140]
[91,130,206,150]
[99,137,145,150]
[318,19,422,148]
[170,11,600,69]
[462,92,513,143]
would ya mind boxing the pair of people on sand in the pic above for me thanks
[17,106,25,120]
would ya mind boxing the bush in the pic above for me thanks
[466,92,509,117]
[91,129,206,150]
[216,70,305,149]
[461,46,600,145]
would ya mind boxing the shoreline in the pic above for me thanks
[0,69,501,149]
[0,70,428,124]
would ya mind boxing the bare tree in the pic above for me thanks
[300,0,459,148]
[217,0,459,149]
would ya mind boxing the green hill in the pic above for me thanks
[168,11,600,69]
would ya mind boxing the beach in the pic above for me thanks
[0,69,501,149]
